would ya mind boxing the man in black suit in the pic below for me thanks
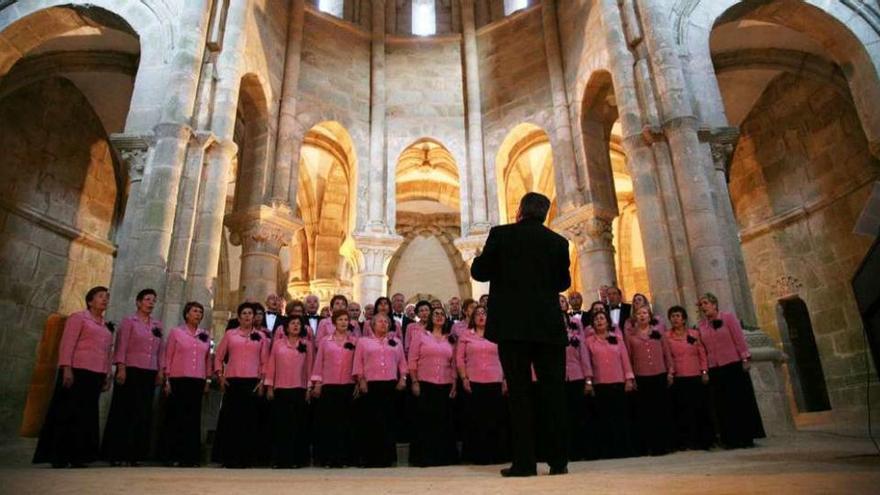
[471,192,571,477]
[606,286,631,329]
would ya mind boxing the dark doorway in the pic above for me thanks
[777,297,832,412]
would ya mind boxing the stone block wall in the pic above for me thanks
[0,78,117,438]
[729,73,880,411]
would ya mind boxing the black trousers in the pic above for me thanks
[410,382,458,467]
[102,367,157,463]
[462,382,509,465]
[161,377,205,465]
[633,373,674,456]
[313,384,355,467]
[671,376,715,450]
[497,341,567,472]
[33,369,105,466]
[356,380,398,467]
[270,388,310,467]
[593,383,634,459]
[709,362,766,448]
[564,379,588,461]
[212,378,260,467]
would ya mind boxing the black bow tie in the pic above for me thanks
[307,314,318,319]
[266,311,278,315]
[610,305,621,310]
[393,313,403,318]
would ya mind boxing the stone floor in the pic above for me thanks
[1,431,878,495]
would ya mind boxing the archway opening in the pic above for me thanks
[777,297,832,413]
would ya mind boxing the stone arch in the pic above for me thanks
[676,0,880,148]
[495,123,556,224]
[231,73,271,212]
[579,70,620,217]
[289,121,358,300]
[387,223,471,302]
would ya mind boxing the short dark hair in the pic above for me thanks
[668,305,688,321]
[415,300,432,314]
[136,288,157,302]
[237,302,257,316]
[85,286,109,307]
[373,296,392,314]
[285,315,309,338]
[425,307,451,334]
[182,301,204,320]
[330,294,348,308]
[331,309,349,324]
[518,192,551,222]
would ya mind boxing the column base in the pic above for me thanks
[746,327,795,436]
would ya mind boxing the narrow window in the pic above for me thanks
[412,0,437,36]
[318,0,344,18]
[503,0,529,15]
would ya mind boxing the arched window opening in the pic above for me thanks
[412,0,437,36]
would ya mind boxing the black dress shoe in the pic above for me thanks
[500,467,537,477]
[548,466,568,475]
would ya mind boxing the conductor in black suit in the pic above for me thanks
[471,192,571,477]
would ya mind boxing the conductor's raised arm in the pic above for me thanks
[470,227,499,283]
[554,237,571,293]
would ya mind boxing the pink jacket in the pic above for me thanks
[565,328,593,381]
[455,330,503,384]
[625,326,671,377]
[352,334,408,382]
[311,333,358,385]
[586,333,634,384]
[163,325,212,379]
[113,314,163,371]
[58,310,113,374]
[698,312,751,368]
[408,330,456,385]
[666,329,709,378]
[215,329,269,379]
[264,337,313,389]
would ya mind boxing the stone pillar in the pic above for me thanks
[460,0,490,233]
[541,0,581,211]
[454,235,490,299]
[185,139,238,328]
[708,128,759,326]
[634,0,736,310]
[746,330,795,435]
[273,0,306,206]
[553,206,618,300]
[129,123,194,313]
[162,131,215,328]
[366,0,389,232]
[225,205,302,301]
[352,233,403,306]
[107,134,152,322]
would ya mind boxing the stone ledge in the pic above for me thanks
[0,198,116,255]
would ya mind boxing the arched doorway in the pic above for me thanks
[389,139,469,302]
[777,296,832,413]
[710,1,880,411]
[0,5,140,438]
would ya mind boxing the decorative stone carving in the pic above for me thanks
[704,127,739,179]
[109,134,152,182]
[552,205,616,254]
[453,234,489,265]
[773,275,803,300]
[225,204,302,255]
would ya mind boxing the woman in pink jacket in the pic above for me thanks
[102,288,164,466]
[697,292,765,449]
[665,305,714,450]
[33,286,114,468]
[160,301,212,466]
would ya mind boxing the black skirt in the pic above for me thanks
[671,375,715,450]
[33,369,105,466]
[160,377,205,465]
[461,381,509,465]
[410,382,459,467]
[270,387,310,467]
[592,382,634,459]
[356,380,398,467]
[633,373,674,456]
[212,377,260,467]
[313,384,355,467]
[709,362,766,448]
[565,379,589,461]
[101,367,157,463]
[255,393,273,466]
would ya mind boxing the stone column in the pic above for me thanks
[162,131,215,327]
[454,234,490,299]
[596,0,691,315]
[129,123,194,307]
[460,0,490,233]
[273,0,306,206]
[541,0,581,211]
[107,134,152,322]
[634,0,736,310]
[553,206,618,300]
[185,139,238,328]
[366,0,389,232]
[225,205,302,301]
[746,330,795,435]
[352,233,403,306]
[708,128,759,326]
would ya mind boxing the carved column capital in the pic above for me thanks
[225,204,303,255]
[704,127,740,179]
[109,133,152,182]
[552,205,616,254]
[352,233,403,274]
[454,234,489,265]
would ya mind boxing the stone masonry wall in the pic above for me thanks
[729,73,880,410]
[0,78,117,438]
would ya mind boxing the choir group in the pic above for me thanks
[33,285,765,469]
